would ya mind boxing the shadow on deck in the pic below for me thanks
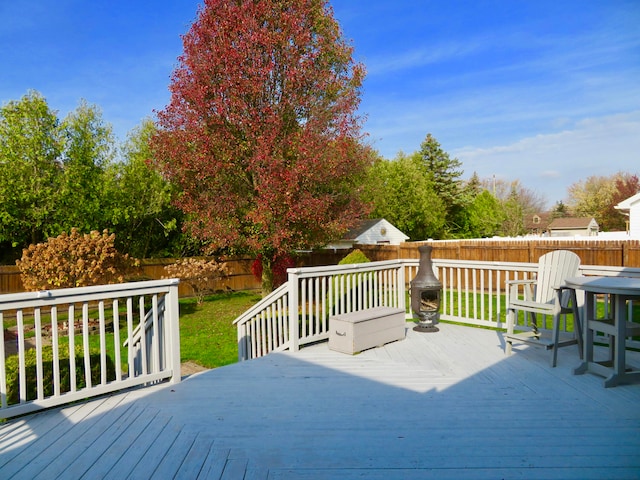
[1,323,639,479]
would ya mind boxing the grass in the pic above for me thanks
[178,291,262,368]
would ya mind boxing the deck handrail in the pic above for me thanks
[234,260,406,360]
[235,259,640,361]
[234,282,290,361]
[0,279,180,419]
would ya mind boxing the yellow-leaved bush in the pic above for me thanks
[17,228,138,291]
[163,258,229,304]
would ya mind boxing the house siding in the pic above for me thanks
[630,202,640,237]
[355,219,409,245]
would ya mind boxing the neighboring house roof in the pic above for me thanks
[342,219,382,241]
[547,217,598,230]
[330,218,409,247]
[525,212,553,231]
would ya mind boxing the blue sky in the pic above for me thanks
[1,0,639,207]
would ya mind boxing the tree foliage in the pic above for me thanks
[17,229,137,291]
[461,189,505,238]
[152,0,369,293]
[415,134,464,236]
[610,174,640,231]
[0,92,189,262]
[485,178,546,236]
[362,154,445,241]
[568,171,639,231]
[0,91,62,248]
[55,100,115,232]
[106,119,184,258]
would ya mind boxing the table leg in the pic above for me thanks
[603,294,628,388]
[571,289,583,359]
[574,291,596,376]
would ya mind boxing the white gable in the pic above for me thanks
[615,192,640,210]
[615,192,640,238]
[354,219,409,245]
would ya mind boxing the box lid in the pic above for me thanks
[331,306,404,324]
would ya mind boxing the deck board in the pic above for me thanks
[195,447,232,480]
[1,322,639,479]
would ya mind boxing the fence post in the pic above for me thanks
[166,279,181,384]
[288,269,300,352]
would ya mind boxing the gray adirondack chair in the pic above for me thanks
[504,250,582,367]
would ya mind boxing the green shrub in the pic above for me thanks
[330,249,372,314]
[338,249,370,265]
[5,344,115,405]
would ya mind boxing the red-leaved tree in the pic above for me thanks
[152,0,371,294]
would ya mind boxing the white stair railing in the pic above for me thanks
[0,279,180,419]
[234,282,291,361]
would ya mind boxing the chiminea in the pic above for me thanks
[410,244,442,332]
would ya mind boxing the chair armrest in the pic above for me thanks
[552,284,577,310]
[507,279,536,302]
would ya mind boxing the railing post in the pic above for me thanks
[288,269,300,352]
[397,261,406,312]
[166,279,181,384]
[237,323,246,361]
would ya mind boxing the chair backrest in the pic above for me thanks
[534,250,581,304]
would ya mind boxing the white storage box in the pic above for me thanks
[329,307,406,355]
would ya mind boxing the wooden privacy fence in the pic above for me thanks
[2,239,640,295]
[0,250,349,296]
[365,238,640,267]
[0,258,261,296]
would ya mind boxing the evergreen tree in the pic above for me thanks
[416,133,464,236]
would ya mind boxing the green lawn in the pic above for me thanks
[178,291,262,367]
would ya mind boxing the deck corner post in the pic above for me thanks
[167,279,181,384]
[288,269,300,352]
[237,323,247,361]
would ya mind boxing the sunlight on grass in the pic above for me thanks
[178,291,262,368]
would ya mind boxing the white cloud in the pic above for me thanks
[453,111,640,206]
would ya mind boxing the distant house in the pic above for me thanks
[525,212,553,235]
[326,218,409,249]
[547,217,599,237]
[615,192,640,238]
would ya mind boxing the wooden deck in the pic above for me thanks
[1,322,639,479]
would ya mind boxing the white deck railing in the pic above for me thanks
[235,259,640,361]
[235,260,406,360]
[0,279,180,419]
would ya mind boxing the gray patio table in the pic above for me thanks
[565,276,640,387]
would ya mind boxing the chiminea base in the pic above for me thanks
[413,324,439,333]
